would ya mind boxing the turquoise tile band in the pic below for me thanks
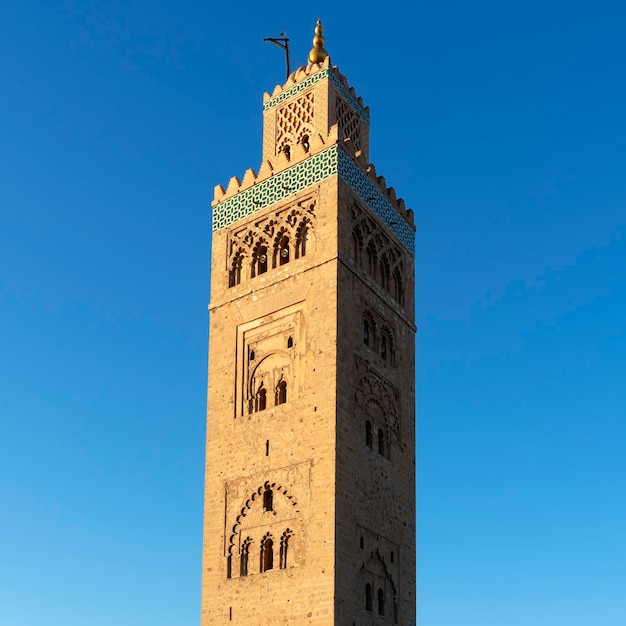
[212,146,414,254]
[263,69,370,126]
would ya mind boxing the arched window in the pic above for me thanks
[253,245,268,277]
[365,583,373,612]
[296,222,309,259]
[263,488,273,512]
[381,334,387,361]
[379,256,390,289]
[378,428,385,457]
[276,380,287,405]
[392,268,404,304]
[363,318,370,346]
[366,420,373,448]
[277,235,290,266]
[229,254,242,287]
[366,245,376,277]
[280,530,292,569]
[287,336,293,348]
[240,538,251,576]
[257,387,267,412]
[260,536,274,572]
[378,588,385,616]
[351,226,362,264]
[283,144,291,160]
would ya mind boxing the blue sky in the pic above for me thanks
[1,2,624,625]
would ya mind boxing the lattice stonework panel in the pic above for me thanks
[263,69,370,126]
[276,91,314,155]
[336,95,361,152]
[212,145,415,254]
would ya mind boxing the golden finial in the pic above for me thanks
[308,19,328,64]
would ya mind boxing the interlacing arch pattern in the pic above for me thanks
[228,200,316,287]
[336,95,362,153]
[350,204,405,306]
[362,310,396,367]
[355,370,400,458]
[360,551,398,623]
[226,482,299,579]
[276,91,315,158]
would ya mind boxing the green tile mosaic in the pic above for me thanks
[264,69,370,126]
[212,145,414,255]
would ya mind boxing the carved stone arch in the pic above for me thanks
[351,223,364,264]
[380,325,396,365]
[280,527,294,569]
[379,252,391,289]
[295,215,313,259]
[227,483,299,558]
[272,227,291,268]
[248,350,292,412]
[296,124,315,148]
[365,240,378,277]
[277,133,295,160]
[250,238,269,278]
[242,225,263,249]
[354,372,400,443]
[362,310,377,348]
[358,550,397,619]
[391,265,404,305]
[228,245,247,287]
[262,218,280,240]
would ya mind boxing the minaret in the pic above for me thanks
[201,21,416,625]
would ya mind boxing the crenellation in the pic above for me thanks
[203,23,415,625]
[240,168,257,191]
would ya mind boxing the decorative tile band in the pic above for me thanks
[264,69,370,126]
[212,145,414,254]
[337,150,415,253]
[212,148,338,231]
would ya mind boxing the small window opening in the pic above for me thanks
[263,488,273,512]
[360,536,364,549]
[226,554,232,579]
[257,246,268,275]
[365,583,373,612]
[297,227,308,258]
[260,537,274,572]
[240,539,251,577]
[280,531,292,569]
[278,236,290,266]
[366,246,376,276]
[276,380,287,405]
[257,387,267,412]
[287,336,293,348]
[363,319,370,346]
[390,550,394,563]
[249,349,255,361]
[381,334,387,361]
[228,267,240,288]
[378,429,385,456]
[265,440,270,456]
[301,134,310,151]
[283,144,291,160]
[365,420,372,448]
[378,589,385,616]
[229,607,232,621]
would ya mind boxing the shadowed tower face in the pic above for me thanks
[201,21,416,625]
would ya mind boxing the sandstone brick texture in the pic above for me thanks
[202,58,416,626]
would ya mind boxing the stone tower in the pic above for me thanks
[201,21,416,625]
